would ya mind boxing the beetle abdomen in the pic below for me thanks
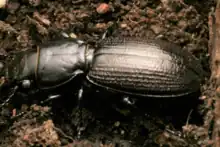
[86,37,203,98]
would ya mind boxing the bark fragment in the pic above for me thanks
[209,3,220,147]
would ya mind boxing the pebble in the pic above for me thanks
[96,3,110,14]
[0,0,7,8]
[29,0,41,7]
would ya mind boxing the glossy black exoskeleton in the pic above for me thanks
[0,36,204,105]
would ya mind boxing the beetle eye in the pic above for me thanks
[21,80,31,88]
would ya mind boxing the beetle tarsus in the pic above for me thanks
[122,96,136,106]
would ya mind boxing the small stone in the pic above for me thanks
[7,2,20,13]
[29,0,41,7]
[140,0,148,9]
[199,95,207,100]
[96,3,110,14]
[69,32,77,39]
[150,24,163,34]
[120,23,128,28]
[114,121,120,127]
[95,23,106,29]
[0,0,7,8]
[146,8,156,18]
[121,130,125,135]
[178,19,187,29]
[33,12,51,26]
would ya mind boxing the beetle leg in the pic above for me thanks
[76,86,85,139]
[0,85,18,108]
[41,94,61,104]
[101,30,108,40]
[99,21,119,42]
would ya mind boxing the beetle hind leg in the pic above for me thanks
[75,86,85,139]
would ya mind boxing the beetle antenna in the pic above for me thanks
[0,85,18,108]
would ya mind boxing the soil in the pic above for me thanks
[0,0,216,146]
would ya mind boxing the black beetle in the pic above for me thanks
[0,36,204,107]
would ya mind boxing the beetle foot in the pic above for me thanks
[76,126,86,140]
[122,96,136,106]
[111,96,138,116]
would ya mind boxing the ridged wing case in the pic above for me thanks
[86,37,203,98]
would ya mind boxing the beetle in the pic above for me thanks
[0,36,204,108]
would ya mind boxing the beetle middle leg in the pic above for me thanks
[75,85,86,139]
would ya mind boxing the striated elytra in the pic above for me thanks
[87,37,204,98]
[1,37,204,100]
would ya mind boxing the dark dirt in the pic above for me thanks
[0,0,216,146]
